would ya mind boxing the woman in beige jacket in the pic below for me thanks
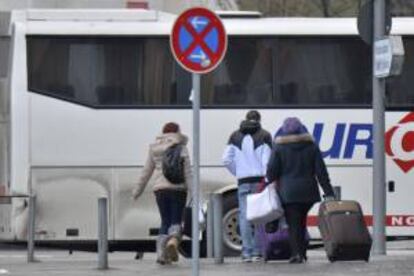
[133,122,192,265]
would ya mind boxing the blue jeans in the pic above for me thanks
[238,182,260,258]
[155,190,187,235]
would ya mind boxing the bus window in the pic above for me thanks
[386,37,414,108]
[0,37,9,78]
[27,35,414,109]
[27,36,192,108]
[202,37,372,107]
[201,38,273,106]
[273,37,372,106]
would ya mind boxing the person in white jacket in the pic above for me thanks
[222,110,272,262]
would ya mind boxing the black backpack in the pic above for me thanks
[162,144,185,184]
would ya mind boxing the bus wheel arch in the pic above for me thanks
[178,189,241,258]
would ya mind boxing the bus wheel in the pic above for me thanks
[178,233,207,258]
[222,192,242,256]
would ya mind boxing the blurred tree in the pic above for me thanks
[391,0,414,16]
[218,0,414,17]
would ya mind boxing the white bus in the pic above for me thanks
[0,9,413,256]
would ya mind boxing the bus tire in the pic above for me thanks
[178,232,207,258]
[222,192,242,257]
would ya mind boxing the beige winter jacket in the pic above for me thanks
[132,132,192,199]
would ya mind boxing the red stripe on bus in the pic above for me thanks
[307,215,414,227]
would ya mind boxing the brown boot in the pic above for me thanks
[165,224,181,262]
[165,236,179,262]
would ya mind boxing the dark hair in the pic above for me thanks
[162,122,180,134]
[246,110,261,122]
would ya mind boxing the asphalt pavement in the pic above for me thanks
[1,241,414,276]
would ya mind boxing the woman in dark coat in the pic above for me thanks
[267,117,335,263]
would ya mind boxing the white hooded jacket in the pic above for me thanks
[222,120,272,184]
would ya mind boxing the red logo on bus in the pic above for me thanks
[385,112,414,173]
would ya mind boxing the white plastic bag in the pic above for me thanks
[198,204,206,226]
[246,183,284,224]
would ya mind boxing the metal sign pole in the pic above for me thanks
[170,9,226,273]
[372,0,387,255]
[192,73,201,276]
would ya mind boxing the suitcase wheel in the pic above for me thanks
[328,256,336,263]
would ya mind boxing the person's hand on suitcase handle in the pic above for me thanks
[323,194,336,202]
[263,178,280,190]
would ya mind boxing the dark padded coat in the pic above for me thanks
[266,133,335,204]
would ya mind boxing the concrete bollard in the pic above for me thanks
[27,195,36,263]
[98,197,108,270]
[206,193,214,259]
[212,193,223,264]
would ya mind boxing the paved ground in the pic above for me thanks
[1,241,414,276]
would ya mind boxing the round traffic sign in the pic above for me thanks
[170,7,227,74]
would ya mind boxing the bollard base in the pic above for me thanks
[135,252,144,260]
[27,258,41,263]
[214,259,224,265]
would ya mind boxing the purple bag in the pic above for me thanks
[254,183,310,261]
[256,221,310,262]
[256,224,291,261]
